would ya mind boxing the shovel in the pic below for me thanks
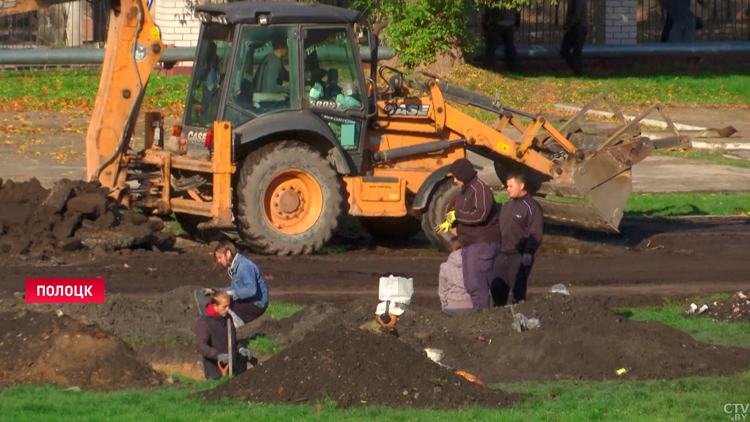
[509,302,525,333]
[226,316,233,378]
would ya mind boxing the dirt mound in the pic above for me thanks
[200,325,517,409]
[0,286,203,339]
[0,178,175,259]
[687,291,750,322]
[0,310,166,390]
[248,295,750,383]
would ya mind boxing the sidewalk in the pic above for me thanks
[553,104,750,151]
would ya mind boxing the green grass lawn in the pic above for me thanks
[2,298,749,421]
[264,302,304,320]
[0,373,747,422]
[618,295,750,349]
[0,71,189,112]
[3,62,748,113]
[624,192,750,217]
[494,192,750,217]
[446,63,750,114]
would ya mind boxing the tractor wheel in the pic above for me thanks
[236,141,343,255]
[173,213,225,243]
[359,216,422,241]
[420,180,461,251]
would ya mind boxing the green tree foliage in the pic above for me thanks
[352,0,539,66]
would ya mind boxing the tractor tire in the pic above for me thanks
[173,213,225,243]
[359,216,422,241]
[420,180,462,252]
[236,141,343,255]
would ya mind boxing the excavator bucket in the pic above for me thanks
[537,171,633,233]
[532,96,691,232]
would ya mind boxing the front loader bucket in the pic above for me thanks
[537,170,633,233]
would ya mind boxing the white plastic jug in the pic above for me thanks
[378,275,414,305]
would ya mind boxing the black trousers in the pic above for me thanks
[232,299,267,324]
[560,24,587,76]
[484,25,520,73]
[490,252,534,306]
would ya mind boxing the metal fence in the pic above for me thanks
[2,0,749,49]
[0,0,110,49]
[469,0,750,45]
[638,0,750,42]
[468,1,598,45]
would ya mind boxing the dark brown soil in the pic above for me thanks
[200,325,517,409]
[0,285,204,339]
[0,310,166,391]
[699,291,750,322]
[247,295,750,384]
[0,178,174,260]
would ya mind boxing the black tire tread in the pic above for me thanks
[236,140,342,255]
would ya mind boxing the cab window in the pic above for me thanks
[303,27,362,111]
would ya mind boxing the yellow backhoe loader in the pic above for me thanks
[1,0,691,254]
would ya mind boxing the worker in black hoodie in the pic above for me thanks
[196,290,252,379]
[493,170,543,306]
[435,158,500,309]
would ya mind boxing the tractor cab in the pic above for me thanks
[182,1,376,164]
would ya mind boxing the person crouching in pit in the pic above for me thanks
[196,289,252,379]
[198,240,269,329]
[439,237,474,315]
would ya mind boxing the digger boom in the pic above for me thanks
[369,75,691,233]
[3,0,165,200]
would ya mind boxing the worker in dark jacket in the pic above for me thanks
[196,290,252,380]
[560,0,587,76]
[435,158,500,309]
[253,36,290,94]
[493,170,543,306]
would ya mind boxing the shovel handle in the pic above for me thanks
[227,317,233,378]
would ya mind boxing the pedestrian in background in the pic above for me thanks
[482,4,521,74]
[560,0,588,76]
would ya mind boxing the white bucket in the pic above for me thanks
[378,275,414,305]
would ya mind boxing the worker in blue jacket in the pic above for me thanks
[197,240,269,328]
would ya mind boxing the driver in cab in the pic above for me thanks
[253,36,290,94]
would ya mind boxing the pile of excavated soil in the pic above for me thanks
[0,286,203,339]
[0,178,175,258]
[246,295,750,383]
[0,310,166,390]
[697,291,750,322]
[201,325,517,409]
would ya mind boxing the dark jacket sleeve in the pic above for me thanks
[196,319,219,360]
[455,180,494,226]
[524,200,544,254]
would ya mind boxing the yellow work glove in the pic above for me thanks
[434,210,456,234]
[445,210,456,224]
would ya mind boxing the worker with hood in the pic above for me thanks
[435,158,500,309]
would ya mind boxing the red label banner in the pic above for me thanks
[25,278,105,303]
